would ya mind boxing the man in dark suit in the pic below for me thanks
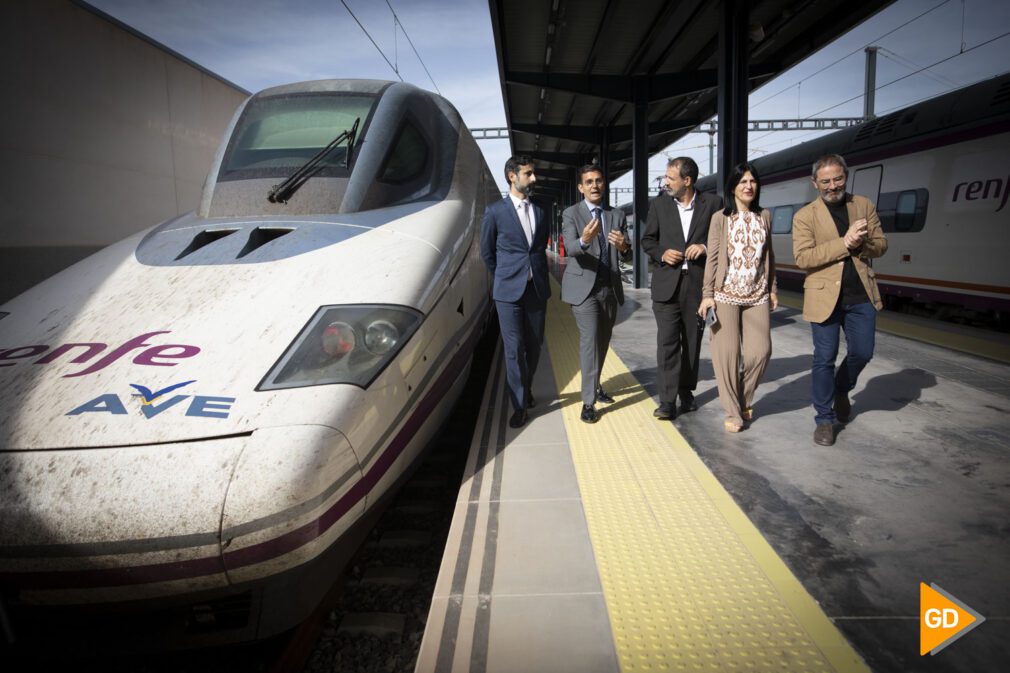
[480,156,550,428]
[641,157,722,420]
[561,164,632,424]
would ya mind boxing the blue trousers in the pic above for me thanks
[810,301,876,425]
[496,281,547,412]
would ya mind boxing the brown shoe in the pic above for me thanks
[814,423,835,446]
[834,394,851,423]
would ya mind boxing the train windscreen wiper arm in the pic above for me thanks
[267,117,360,204]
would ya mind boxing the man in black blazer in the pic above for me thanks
[479,156,550,428]
[641,157,722,419]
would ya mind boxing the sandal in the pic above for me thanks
[724,420,743,433]
[742,407,754,422]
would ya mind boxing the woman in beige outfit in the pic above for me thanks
[698,163,778,432]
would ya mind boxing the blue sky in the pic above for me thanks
[89,0,1010,195]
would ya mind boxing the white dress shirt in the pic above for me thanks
[579,199,606,251]
[508,192,534,280]
[509,193,535,246]
[675,191,696,270]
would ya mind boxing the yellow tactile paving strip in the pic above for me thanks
[544,280,870,673]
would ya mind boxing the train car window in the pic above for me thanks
[895,190,918,232]
[876,189,928,233]
[219,93,376,182]
[771,206,794,234]
[379,121,429,184]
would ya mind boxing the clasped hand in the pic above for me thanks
[661,243,704,266]
[844,218,868,250]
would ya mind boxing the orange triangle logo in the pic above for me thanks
[920,583,985,655]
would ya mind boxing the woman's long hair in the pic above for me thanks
[722,163,762,216]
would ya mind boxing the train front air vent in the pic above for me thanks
[853,119,880,142]
[237,226,294,258]
[175,228,239,260]
[872,112,899,136]
[992,81,1010,107]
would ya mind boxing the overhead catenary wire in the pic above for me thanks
[805,29,1010,119]
[746,1,989,152]
[749,55,1009,158]
[384,0,441,94]
[340,0,402,81]
[878,47,960,89]
[750,0,953,111]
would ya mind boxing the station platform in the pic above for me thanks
[415,261,1010,673]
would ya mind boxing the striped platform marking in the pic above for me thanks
[544,281,869,672]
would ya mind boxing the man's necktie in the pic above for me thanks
[593,207,610,268]
[520,201,533,247]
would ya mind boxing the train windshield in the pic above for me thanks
[218,92,377,182]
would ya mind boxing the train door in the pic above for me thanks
[850,165,882,206]
[850,165,883,268]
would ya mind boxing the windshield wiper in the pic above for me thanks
[267,117,360,204]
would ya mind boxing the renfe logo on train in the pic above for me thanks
[950,172,1010,212]
[0,331,201,377]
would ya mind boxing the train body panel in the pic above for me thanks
[0,79,495,638]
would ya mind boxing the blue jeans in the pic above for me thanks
[810,301,876,425]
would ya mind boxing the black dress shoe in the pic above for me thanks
[679,395,697,413]
[596,388,615,404]
[526,393,537,409]
[580,404,598,423]
[509,409,527,428]
[653,402,675,420]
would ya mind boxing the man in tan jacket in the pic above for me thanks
[793,154,888,446]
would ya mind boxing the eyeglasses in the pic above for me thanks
[816,175,846,187]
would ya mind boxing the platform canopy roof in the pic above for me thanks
[488,0,893,200]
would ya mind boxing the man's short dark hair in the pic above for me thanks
[812,154,848,179]
[577,164,604,181]
[668,156,699,183]
[504,155,533,184]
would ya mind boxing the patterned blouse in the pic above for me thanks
[714,211,769,306]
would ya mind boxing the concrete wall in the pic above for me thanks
[0,0,249,302]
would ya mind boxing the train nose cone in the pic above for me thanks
[219,425,364,583]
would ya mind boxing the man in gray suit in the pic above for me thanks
[561,164,632,423]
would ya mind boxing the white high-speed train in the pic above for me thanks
[697,72,1010,328]
[0,80,496,642]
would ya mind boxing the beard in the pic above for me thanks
[515,181,535,197]
[667,184,686,199]
[821,188,845,204]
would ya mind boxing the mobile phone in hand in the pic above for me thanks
[705,307,718,327]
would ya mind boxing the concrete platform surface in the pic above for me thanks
[417,266,1009,673]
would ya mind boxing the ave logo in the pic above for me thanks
[920,583,985,655]
[67,380,236,419]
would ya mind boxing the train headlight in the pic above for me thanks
[364,319,399,355]
[321,321,356,357]
[258,305,422,390]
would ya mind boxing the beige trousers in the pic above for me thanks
[710,301,772,424]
